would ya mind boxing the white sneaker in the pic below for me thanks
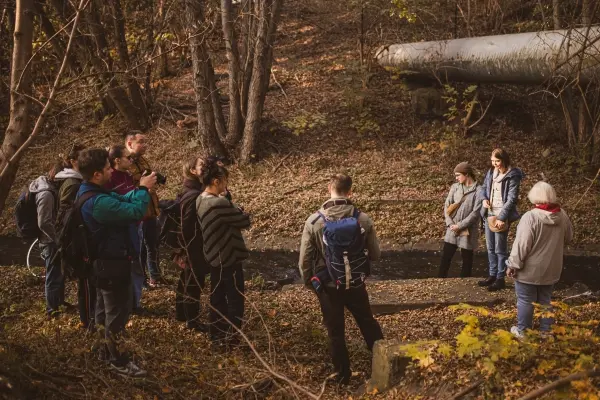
[510,326,525,339]
[110,361,147,377]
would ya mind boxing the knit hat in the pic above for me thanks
[454,162,474,177]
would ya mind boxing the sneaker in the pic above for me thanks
[110,361,147,378]
[510,326,525,339]
[147,278,166,288]
[478,276,496,287]
[333,373,350,386]
[46,310,62,320]
[487,278,506,292]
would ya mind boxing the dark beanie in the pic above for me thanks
[454,162,474,177]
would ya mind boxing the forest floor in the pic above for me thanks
[1,266,600,400]
[1,0,600,398]
[1,0,600,250]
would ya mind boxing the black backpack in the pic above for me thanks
[55,190,101,279]
[158,199,182,250]
[14,186,56,239]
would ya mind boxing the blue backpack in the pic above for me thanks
[316,208,370,289]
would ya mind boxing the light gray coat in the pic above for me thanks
[443,183,482,250]
[507,208,573,285]
[29,176,58,246]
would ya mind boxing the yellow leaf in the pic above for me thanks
[439,141,449,150]
[162,387,172,394]
[414,143,424,151]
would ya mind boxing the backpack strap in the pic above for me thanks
[352,207,360,219]
[75,190,102,210]
[311,211,327,225]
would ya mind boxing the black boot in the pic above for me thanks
[488,278,506,292]
[478,276,496,287]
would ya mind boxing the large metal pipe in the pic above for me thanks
[376,27,600,84]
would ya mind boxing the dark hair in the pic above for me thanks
[108,145,127,168]
[200,156,229,187]
[330,173,352,195]
[63,143,86,168]
[491,148,511,168]
[183,156,202,181]
[78,148,109,181]
[48,161,64,181]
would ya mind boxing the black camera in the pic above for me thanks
[143,169,167,185]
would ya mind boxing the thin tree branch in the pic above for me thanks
[517,368,600,400]
[0,0,89,180]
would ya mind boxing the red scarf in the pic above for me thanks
[536,203,561,213]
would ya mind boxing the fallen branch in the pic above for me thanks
[518,368,600,400]
[449,379,484,400]
[467,95,494,131]
[572,168,600,210]
[271,69,288,99]
[272,152,293,173]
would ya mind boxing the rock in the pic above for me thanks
[367,339,412,392]
[410,87,445,117]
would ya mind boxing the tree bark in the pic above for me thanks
[552,0,561,29]
[207,57,228,142]
[222,0,243,146]
[34,1,79,72]
[240,0,282,163]
[240,0,255,118]
[0,0,35,215]
[108,0,149,130]
[183,0,226,156]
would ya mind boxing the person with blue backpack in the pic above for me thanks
[298,173,383,386]
[76,148,156,377]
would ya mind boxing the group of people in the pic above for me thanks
[23,140,573,384]
[439,148,573,338]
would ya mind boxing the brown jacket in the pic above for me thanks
[128,154,160,218]
[298,197,380,288]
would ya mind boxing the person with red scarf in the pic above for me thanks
[506,181,573,338]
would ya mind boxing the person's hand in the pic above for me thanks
[140,172,157,191]
[495,219,506,230]
[483,200,490,209]
[507,268,516,278]
[450,224,460,233]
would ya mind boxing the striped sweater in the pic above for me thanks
[196,193,251,268]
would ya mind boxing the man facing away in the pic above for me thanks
[77,148,157,377]
[125,133,163,287]
[298,174,384,385]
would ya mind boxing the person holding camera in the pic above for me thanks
[298,174,383,386]
[106,145,145,314]
[77,148,156,377]
[125,133,163,287]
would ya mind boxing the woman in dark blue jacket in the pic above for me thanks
[478,148,525,291]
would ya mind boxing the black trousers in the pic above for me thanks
[438,242,473,278]
[176,265,207,323]
[95,284,130,366]
[209,264,244,342]
[77,277,96,330]
[317,284,384,379]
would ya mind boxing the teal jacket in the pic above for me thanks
[77,182,149,259]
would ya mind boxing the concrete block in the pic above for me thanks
[367,339,413,392]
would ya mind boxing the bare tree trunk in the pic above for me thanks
[240,0,255,118]
[183,0,226,156]
[35,1,79,72]
[222,0,243,146]
[240,0,283,164]
[207,58,228,142]
[0,0,35,215]
[553,0,561,29]
[109,0,149,129]
[157,0,170,77]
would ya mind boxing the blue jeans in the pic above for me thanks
[131,262,145,309]
[41,244,64,315]
[484,222,509,279]
[139,218,160,280]
[515,281,554,332]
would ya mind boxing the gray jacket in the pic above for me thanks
[298,197,380,288]
[507,208,573,285]
[443,183,482,250]
[29,176,58,246]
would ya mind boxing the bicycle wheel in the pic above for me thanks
[26,239,45,278]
